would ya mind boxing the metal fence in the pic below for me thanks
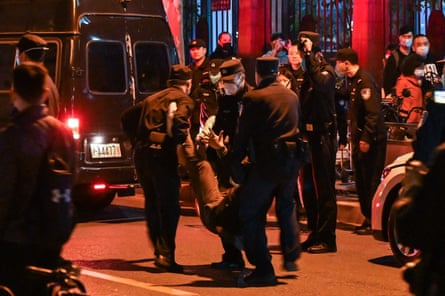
[183,0,445,60]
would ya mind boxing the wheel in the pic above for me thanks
[0,286,14,296]
[388,203,422,264]
[72,183,116,212]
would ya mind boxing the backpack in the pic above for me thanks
[36,116,76,247]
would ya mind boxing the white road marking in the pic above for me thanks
[81,269,199,296]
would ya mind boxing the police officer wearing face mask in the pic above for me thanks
[197,58,250,271]
[210,32,236,60]
[211,58,250,188]
[383,25,414,97]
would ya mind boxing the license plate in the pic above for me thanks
[90,143,122,159]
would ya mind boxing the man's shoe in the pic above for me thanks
[237,271,277,288]
[283,261,298,272]
[155,256,184,273]
[211,260,245,270]
[307,243,337,254]
[301,238,319,251]
[354,225,373,235]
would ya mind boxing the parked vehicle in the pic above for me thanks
[0,0,178,210]
[371,151,422,264]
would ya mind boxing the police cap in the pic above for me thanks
[220,58,245,81]
[17,34,49,61]
[188,39,207,49]
[169,64,192,82]
[297,31,320,48]
[335,48,358,65]
[17,34,49,53]
[255,57,279,76]
[209,59,224,75]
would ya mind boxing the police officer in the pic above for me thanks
[199,58,250,270]
[335,48,387,235]
[187,39,211,140]
[16,33,60,118]
[231,57,302,287]
[297,31,338,254]
[121,65,194,273]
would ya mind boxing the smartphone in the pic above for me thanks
[433,90,445,104]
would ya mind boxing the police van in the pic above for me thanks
[0,0,178,210]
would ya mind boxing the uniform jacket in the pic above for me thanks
[348,68,387,144]
[0,105,75,246]
[121,86,194,150]
[299,51,337,134]
[231,79,301,183]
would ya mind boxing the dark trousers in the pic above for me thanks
[302,133,337,245]
[238,160,300,274]
[134,147,181,261]
[352,139,387,220]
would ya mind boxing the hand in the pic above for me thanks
[359,141,370,153]
[207,130,227,152]
[300,37,313,52]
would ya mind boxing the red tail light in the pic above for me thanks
[92,182,107,191]
[67,118,80,140]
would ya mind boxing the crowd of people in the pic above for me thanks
[2,24,445,294]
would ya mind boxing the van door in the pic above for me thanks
[70,14,175,210]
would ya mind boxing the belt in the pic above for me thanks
[304,122,334,133]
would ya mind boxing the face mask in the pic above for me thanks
[414,68,425,78]
[222,43,232,51]
[223,82,239,95]
[415,46,429,57]
[400,38,413,48]
[210,73,221,85]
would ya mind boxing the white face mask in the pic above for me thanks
[223,82,239,96]
[223,75,243,95]
[414,68,425,78]
[415,46,429,57]
[400,38,413,48]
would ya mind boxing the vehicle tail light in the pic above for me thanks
[67,118,80,140]
[92,182,108,191]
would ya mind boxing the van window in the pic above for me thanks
[134,42,170,93]
[0,42,58,92]
[87,41,127,94]
[0,43,15,91]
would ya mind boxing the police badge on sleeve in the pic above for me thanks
[361,88,371,100]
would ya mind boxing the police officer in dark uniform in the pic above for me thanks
[121,65,194,273]
[188,39,211,140]
[199,58,250,270]
[231,57,302,287]
[297,31,338,254]
[335,48,387,235]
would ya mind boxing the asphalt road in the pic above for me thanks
[62,194,411,296]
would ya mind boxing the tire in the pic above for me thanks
[0,286,14,296]
[72,184,116,212]
[388,204,422,264]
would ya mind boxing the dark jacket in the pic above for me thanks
[0,105,75,246]
[121,86,194,149]
[299,51,337,135]
[348,68,387,144]
[231,79,301,183]
[383,47,411,96]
